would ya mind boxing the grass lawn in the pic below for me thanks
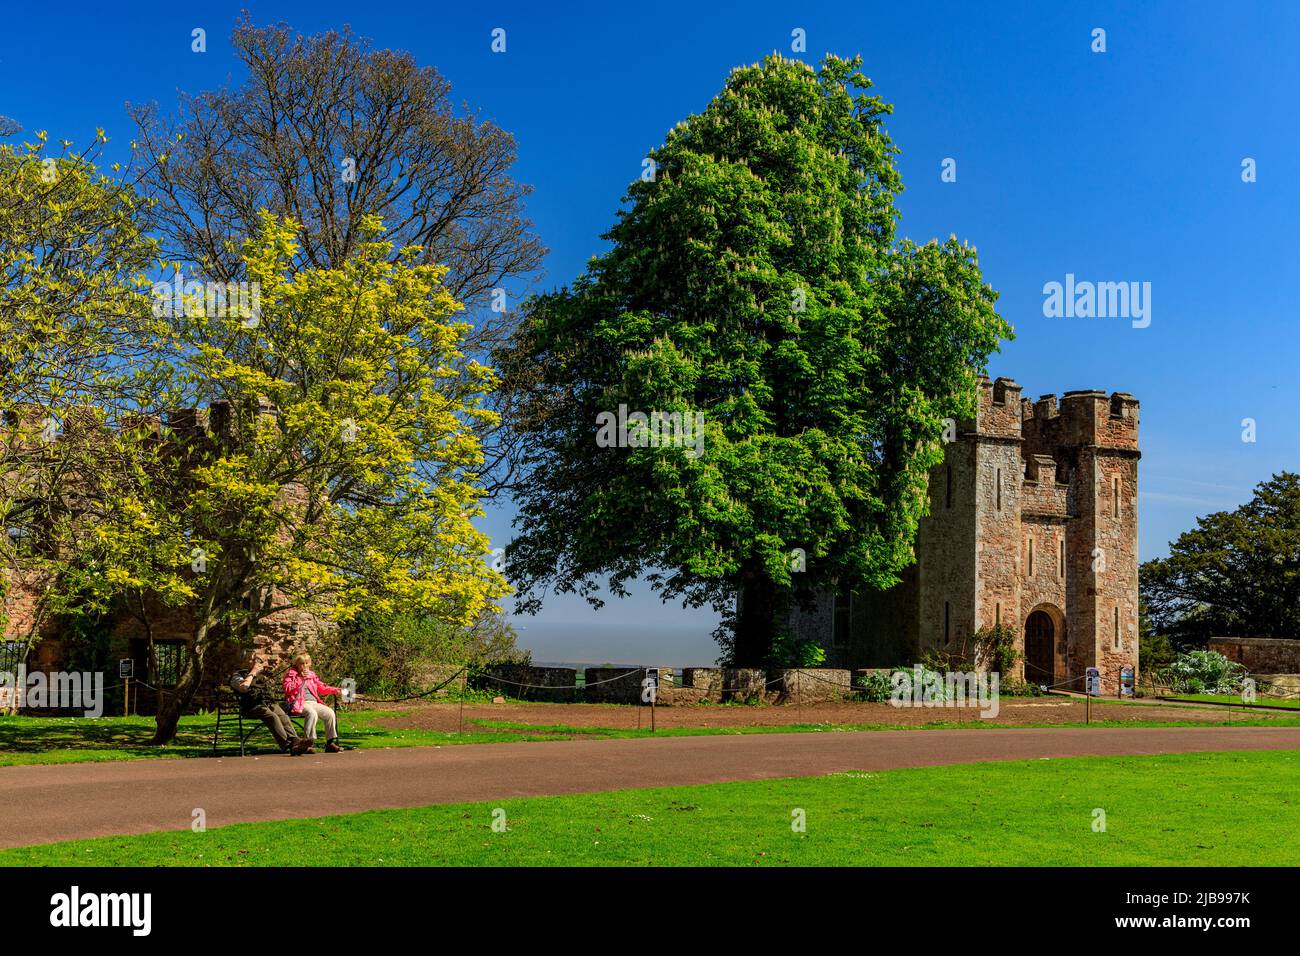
[3,707,1300,767]
[0,710,576,766]
[3,750,1296,866]
[1162,693,1300,710]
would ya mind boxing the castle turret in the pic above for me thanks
[1052,390,1140,690]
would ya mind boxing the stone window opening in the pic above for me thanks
[1113,476,1120,518]
[1028,537,1034,577]
[995,602,1001,627]
[996,468,1002,511]
[1059,540,1066,579]
[832,593,852,649]
[1113,605,1121,650]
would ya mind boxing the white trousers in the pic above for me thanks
[300,701,337,741]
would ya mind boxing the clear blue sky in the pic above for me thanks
[5,1,1298,664]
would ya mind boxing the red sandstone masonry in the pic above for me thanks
[789,376,1141,694]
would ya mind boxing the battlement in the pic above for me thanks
[1021,388,1138,452]
[974,376,1024,439]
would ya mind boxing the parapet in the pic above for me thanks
[1022,388,1138,451]
[975,376,1023,439]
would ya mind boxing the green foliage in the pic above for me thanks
[44,214,509,741]
[767,629,826,668]
[1160,650,1247,695]
[500,54,1011,664]
[854,670,894,702]
[1139,600,1176,671]
[1141,472,1300,645]
[973,624,1021,674]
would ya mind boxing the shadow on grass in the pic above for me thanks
[0,709,404,763]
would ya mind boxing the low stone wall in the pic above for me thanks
[1257,674,1300,696]
[722,668,767,701]
[583,667,650,704]
[473,665,578,702]
[681,667,723,692]
[1209,637,1300,675]
[770,668,853,703]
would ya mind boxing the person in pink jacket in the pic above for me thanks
[283,653,344,753]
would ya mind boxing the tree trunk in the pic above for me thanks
[734,571,780,667]
[149,638,205,745]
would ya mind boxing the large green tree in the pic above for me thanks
[500,55,1011,665]
[1141,471,1300,646]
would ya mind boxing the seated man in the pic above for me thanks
[229,654,311,755]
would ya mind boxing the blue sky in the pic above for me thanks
[5,1,1298,664]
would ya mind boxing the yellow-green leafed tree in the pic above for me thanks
[0,136,161,663]
[64,213,508,743]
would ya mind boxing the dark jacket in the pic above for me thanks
[229,671,283,717]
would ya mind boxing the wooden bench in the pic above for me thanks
[211,688,338,756]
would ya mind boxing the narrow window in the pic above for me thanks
[1028,537,1035,577]
[944,602,951,645]
[1059,540,1066,579]
[832,593,851,648]
[1113,476,1120,518]
[996,468,1002,511]
[945,464,952,509]
[1113,606,1121,649]
[995,602,1001,627]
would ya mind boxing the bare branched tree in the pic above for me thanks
[129,16,546,492]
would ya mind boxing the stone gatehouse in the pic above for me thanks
[790,377,1140,693]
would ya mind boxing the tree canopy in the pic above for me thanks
[499,54,1011,665]
[53,215,510,741]
[1141,471,1300,646]
[128,16,544,491]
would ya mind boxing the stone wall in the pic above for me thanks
[1209,638,1300,675]
[770,668,852,703]
[474,665,578,702]
[583,667,651,704]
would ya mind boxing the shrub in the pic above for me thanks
[973,624,1021,675]
[1161,650,1246,695]
[855,670,894,702]
[767,629,827,668]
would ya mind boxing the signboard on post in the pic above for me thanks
[1119,666,1135,698]
[641,668,659,704]
[118,659,134,679]
[1085,667,1101,696]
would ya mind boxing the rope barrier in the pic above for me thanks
[15,666,1293,709]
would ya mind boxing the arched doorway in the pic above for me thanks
[1024,610,1055,685]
